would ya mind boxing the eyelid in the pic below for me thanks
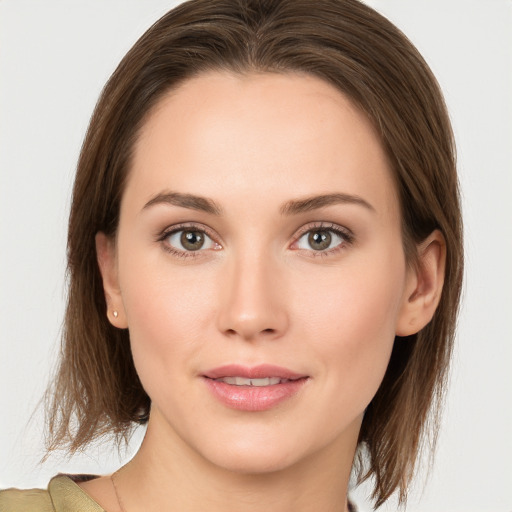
[157,222,218,239]
[292,222,354,241]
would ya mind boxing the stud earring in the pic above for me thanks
[113,311,119,318]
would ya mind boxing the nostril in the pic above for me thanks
[223,327,276,338]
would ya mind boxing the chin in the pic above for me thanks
[195,424,327,477]
[208,445,301,476]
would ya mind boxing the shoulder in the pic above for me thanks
[0,475,104,512]
[0,487,53,512]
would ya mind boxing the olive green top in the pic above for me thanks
[0,475,105,512]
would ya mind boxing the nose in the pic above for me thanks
[216,251,289,342]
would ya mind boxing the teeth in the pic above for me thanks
[216,376,286,386]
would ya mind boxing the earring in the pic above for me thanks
[113,311,119,318]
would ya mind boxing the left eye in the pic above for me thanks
[166,229,217,252]
[295,228,346,251]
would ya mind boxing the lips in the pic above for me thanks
[203,364,306,380]
[202,364,309,411]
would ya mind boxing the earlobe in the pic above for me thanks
[396,230,446,336]
[95,232,128,328]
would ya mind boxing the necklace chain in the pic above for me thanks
[111,469,127,512]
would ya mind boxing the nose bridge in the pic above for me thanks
[217,244,288,341]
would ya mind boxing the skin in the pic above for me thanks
[87,71,445,512]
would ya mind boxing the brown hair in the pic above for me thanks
[45,0,463,507]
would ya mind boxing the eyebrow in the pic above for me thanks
[280,193,375,215]
[142,191,375,216]
[143,191,223,215]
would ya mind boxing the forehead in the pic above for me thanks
[125,71,398,219]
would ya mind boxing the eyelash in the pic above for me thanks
[292,222,354,258]
[156,222,354,260]
[157,223,220,260]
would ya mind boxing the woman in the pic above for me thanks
[0,0,463,510]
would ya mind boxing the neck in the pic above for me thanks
[116,411,360,512]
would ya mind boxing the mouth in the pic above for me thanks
[211,376,296,386]
[202,364,309,411]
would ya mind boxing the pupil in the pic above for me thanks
[308,230,331,250]
[181,231,204,250]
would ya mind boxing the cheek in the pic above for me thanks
[118,249,218,387]
[293,250,406,403]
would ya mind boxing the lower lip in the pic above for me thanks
[204,378,308,411]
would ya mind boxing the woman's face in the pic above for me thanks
[102,71,417,474]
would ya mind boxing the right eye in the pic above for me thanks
[164,228,218,253]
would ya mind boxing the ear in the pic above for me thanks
[95,232,128,328]
[396,230,446,336]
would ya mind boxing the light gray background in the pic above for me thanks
[1,1,511,511]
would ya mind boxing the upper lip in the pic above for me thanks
[202,364,307,380]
